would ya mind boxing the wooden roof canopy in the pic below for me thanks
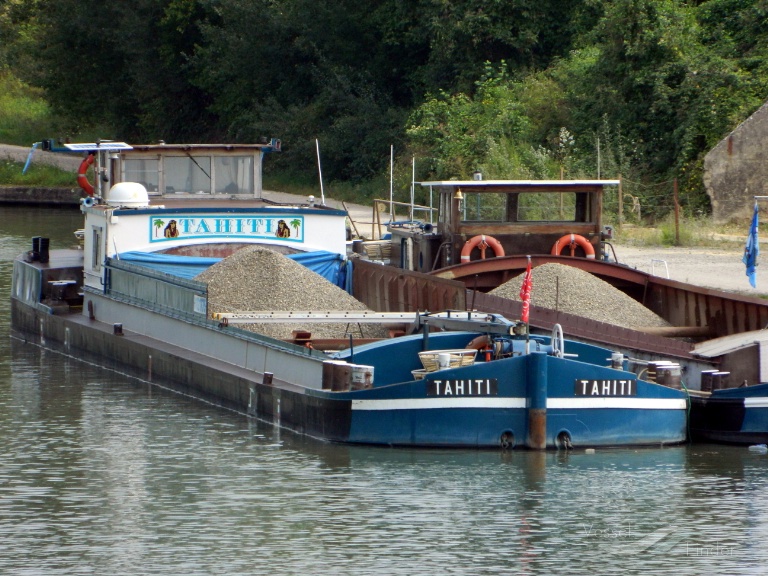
[420,180,621,194]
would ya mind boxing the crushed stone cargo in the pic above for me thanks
[197,246,389,340]
[490,262,670,329]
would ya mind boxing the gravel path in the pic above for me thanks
[0,142,81,171]
[612,243,765,295]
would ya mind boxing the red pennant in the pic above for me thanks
[520,257,532,323]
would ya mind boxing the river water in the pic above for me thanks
[1,205,767,575]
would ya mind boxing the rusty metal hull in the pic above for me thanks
[428,255,768,340]
[352,259,695,358]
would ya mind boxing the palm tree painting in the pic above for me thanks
[290,219,302,237]
[153,219,165,238]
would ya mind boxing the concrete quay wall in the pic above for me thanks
[0,186,82,206]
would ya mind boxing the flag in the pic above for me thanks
[22,142,38,175]
[743,202,759,288]
[520,256,533,323]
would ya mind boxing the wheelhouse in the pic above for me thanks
[387,180,619,273]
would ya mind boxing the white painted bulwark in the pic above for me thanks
[81,204,347,291]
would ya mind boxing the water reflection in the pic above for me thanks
[1,206,768,575]
[0,205,82,261]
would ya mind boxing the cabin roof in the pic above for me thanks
[420,179,621,190]
[692,329,768,358]
[127,143,273,153]
[87,196,346,217]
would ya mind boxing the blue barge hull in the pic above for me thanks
[11,249,689,449]
[690,384,768,445]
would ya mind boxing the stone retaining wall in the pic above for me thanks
[704,101,768,223]
[0,186,82,205]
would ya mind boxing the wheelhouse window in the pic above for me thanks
[121,149,262,196]
[214,156,253,194]
[462,193,506,221]
[165,156,212,194]
[460,191,589,223]
[124,158,160,193]
[517,192,579,221]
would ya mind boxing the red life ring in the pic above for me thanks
[77,154,95,196]
[460,234,505,262]
[551,234,595,259]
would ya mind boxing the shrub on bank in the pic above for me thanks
[0,159,75,187]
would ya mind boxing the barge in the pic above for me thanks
[9,141,691,449]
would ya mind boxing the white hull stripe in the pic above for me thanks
[547,398,687,410]
[351,397,686,411]
[352,398,527,411]
[744,397,768,408]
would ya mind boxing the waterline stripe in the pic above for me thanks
[351,397,686,411]
[744,397,768,408]
[547,398,687,410]
[352,398,526,410]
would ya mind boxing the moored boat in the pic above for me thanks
[688,333,768,445]
[689,384,768,445]
[9,141,690,449]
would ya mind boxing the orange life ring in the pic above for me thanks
[466,335,492,350]
[77,154,95,196]
[551,234,595,259]
[460,234,505,262]
[466,334,493,362]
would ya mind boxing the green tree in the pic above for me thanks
[544,0,768,215]
[393,0,600,94]
[12,0,768,213]
[0,0,39,77]
[406,63,530,178]
[34,0,217,141]
[193,0,409,182]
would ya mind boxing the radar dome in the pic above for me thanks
[107,182,149,208]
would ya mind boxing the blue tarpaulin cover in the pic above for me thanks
[288,251,351,292]
[118,252,219,279]
[118,250,352,291]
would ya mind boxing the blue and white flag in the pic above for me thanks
[743,202,759,288]
[22,142,39,175]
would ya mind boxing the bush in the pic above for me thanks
[0,72,53,146]
[0,158,75,186]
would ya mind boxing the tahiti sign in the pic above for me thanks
[427,378,498,397]
[574,379,637,396]
[149,214,304,243]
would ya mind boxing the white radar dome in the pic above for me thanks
[107,182,150,208]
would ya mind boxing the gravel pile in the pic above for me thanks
[196,246,388,340]
[490,263,670,329]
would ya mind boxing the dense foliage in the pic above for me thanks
[2,0,768,219]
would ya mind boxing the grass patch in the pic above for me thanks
[615,217,748,249]
[0,72,56,146]
[0,71,114,148]
[0,158,76,187]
